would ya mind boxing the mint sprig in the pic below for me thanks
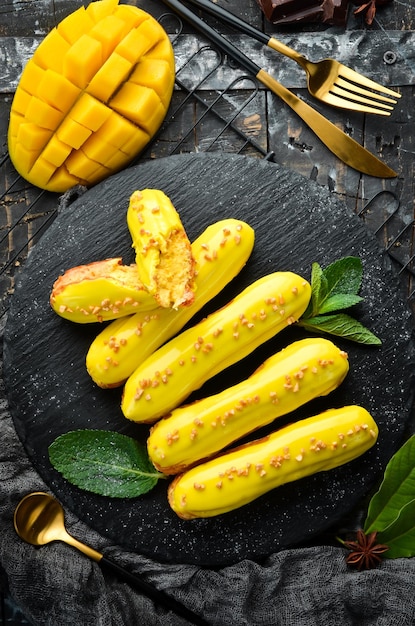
[298,257,381,345]
[49,430,165,498]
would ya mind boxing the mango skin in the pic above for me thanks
[148,337,349,474]
[168,405,379,519]
[8,0,175,192]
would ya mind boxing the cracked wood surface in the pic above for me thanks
[1,30,414,93]
[0,0,414,313]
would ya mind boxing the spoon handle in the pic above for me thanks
[100,556,210,625]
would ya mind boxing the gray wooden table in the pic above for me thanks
[1,0,414,319]
[1,1,414,622]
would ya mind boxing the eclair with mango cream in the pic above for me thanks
[87,219,255,387]
[168,406,378,519]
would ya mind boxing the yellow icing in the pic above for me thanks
[122,271,311,423]
[86,219,255,388]
[50,258,157,323]
[148,337,349,473]
[168,406,378,519]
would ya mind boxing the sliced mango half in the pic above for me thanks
[8,0,175,192]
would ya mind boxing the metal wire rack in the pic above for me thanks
[0,14,414,625]
[1,13,414,323]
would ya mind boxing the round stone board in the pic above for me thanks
[4,153,415,566]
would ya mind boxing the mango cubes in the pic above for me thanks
[8,0,175,192]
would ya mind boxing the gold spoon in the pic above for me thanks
[14,492,209,626]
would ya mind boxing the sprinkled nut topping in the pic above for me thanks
[166,430,180,445]
[193,483,205,491]
[124,272,312,422]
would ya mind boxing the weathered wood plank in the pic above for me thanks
[0,93,58,312]
[1,0,414,37]
[348,0,415,31]
[265,87,363,195]
[139,88,268,160]
[0,0,256,36]
[0,0,55,37]
[1,30,413,94]
[357,83,415,299]
[1,0,413,313]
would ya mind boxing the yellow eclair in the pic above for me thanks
[168,406,378,519]
[122,271,311,423]
[86,219,255,387]
[127,189,195,308]
[50,257,157,323]
[148,338,349,474]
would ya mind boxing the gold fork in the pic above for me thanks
[183,0,401,116]
[162,0,396,177]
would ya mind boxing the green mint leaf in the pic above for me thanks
[298,313,382,345]
[304,256,363,318]
[49,430,164,498]
[376,498,415,558]
[364,436,415,536]
[299,257,380,345]
[304,262,328,318]
[322,256,363,296]
[317,293,363,315]
[303,258,362,319]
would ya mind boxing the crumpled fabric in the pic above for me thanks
[1,316,415,626]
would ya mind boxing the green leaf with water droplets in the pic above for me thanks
[322,256,363,296]
[49,430,164,498]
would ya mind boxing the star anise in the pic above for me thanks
[353,0,393,26]
[343,530,389,570]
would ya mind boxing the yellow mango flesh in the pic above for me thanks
[8,0,175,192]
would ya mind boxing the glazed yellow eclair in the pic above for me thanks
[86,219,255,388]
[121,271,311,423]
[50,257,158,323]
[127,189,195,309]
[148,337,349,474]
[168,405,379,519]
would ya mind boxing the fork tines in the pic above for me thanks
[330,66,401,116]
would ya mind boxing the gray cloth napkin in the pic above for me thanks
[1,316,415,626]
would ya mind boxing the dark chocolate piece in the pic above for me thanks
[256,0,349,26]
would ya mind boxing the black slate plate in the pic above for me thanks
[4,153,415,566]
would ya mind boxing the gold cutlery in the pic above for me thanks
[183,0,400,115]
[14,492,209,626]
[162,0,397,177]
